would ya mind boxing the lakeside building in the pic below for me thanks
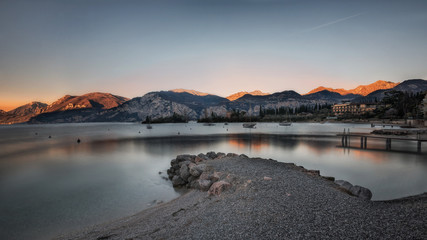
[332,103,377,116]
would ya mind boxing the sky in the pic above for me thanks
[1,0,427,111]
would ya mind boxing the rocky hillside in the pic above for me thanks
[0,102,48,124]
[43,92,129,112]
[1,93,128,124]
[30,91,230,123]
[354,79,427,102]
[306,80,398,96]
[226,90,270,101]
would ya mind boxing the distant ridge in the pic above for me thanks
[43,92,129,112]
[0,92,128,124]
[0,102,48,124]
[169,89,211,96]
[226,90,270,101]
[306,80,399,96]
[355,79,427,102]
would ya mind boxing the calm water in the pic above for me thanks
[0,122,426,240]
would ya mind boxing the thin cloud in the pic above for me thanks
[299,12,365,34]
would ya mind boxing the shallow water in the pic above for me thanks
[0,122,426,240]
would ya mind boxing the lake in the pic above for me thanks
[0,122,426,240]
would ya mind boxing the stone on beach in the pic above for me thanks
[335,180,372,200]
[172,175,186,187]
[208,181,231,196]
[198,179,213,191]
[189,164,206,177]
[350,185,373,200]
[179,164,191,181]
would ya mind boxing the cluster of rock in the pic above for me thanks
[335,180,373,200]
[167,152,246,195]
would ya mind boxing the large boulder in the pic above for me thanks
[208,181,231,196]
[180,164,191,181]
[197,153,209,161]
[215,152,226,159]
[206,151,217,159]
[198,179,213,191]
[350,185,373,200]
[335,180,372,200]
[189,164,206,177]
[172,175,186,187]
[176,154,196,163]
[335,180,353,190]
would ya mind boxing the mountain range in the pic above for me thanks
[1,79,426,124]
[306,80,399,96]
[0,92,128,124]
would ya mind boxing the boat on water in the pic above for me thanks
[242,123,256,128]
[279,121,292,126]
[279,108,292,126]
[203,123,216,126]
[146,124,153,129]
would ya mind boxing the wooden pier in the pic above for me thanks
[337,132,426,153]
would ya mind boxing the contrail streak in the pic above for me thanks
[300,12,365,33]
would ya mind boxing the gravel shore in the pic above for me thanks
[59,155,427,240]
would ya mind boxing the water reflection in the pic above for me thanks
[0,124,426,240]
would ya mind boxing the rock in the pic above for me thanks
[188,162,196,170]
[208,181,231,196]
[215,152,226,159]
[189,164,206,177]
[335,180,353,191]
[199,172,210,181]
[172,163,180,171]
[335,180,372,200]
[187,175,197,184]
[264,176,272,181]
[239,154,249,158]
[178,160,191,167]
[198,179,213,191]
[211,172,221,182]
[305,170,320,176]
[172,176,186,187]
[195,156,204,163]
[180,164,191,181]
[350,185,373,200]
[322,176,335,181]
[206,151,217,159]
[226,153,238,157]
[176,154,196,163]
[197,153,209,160]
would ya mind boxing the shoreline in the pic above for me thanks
[58,154,427,240]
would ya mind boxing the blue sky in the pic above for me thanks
[1,0,427,110]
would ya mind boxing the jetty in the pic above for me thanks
[338,131,426,153]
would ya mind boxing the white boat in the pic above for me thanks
[243,123,256,128]
[146,124,153,129]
